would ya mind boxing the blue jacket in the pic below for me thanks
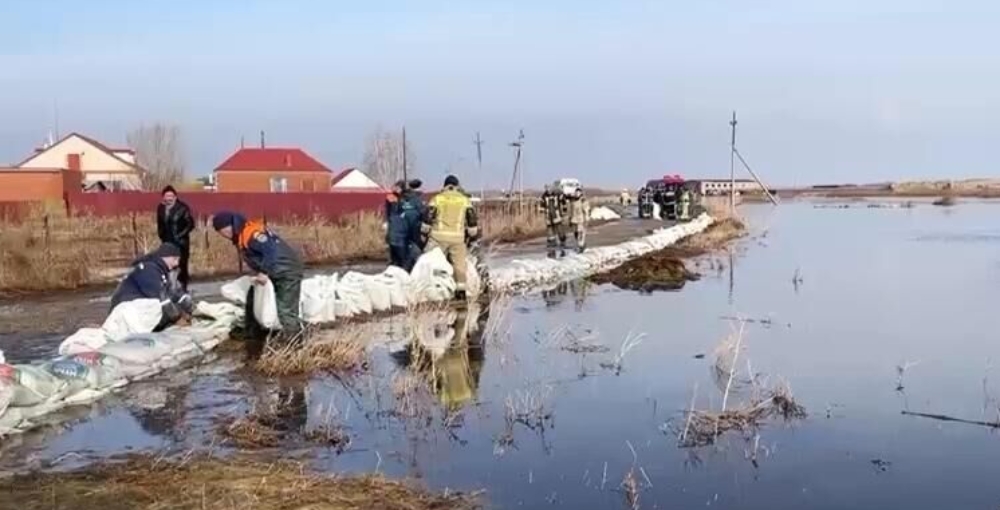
[402,190,427,245]
[110,255,192,321]
[235,216,303,277]
[385,193,421,247]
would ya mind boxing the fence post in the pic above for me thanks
[43,214,51,255]
[131,212,139,258]
[203,216,210,250]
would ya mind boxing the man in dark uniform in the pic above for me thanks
[110,242,194,332]
[385,180,421,271]
[156,186,195,290]
[211,211,304,342]
[539,183,567,258]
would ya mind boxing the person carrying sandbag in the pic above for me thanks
[110,243,194,332]
[212,211,305,343]
[421,175,479,302]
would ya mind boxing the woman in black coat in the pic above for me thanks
[156,186,195,290]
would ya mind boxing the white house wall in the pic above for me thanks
[333,170,381,189]
[20,135,134,173]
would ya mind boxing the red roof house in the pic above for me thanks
[213,147,332,192]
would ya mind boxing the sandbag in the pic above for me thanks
[410,248,457,302]
[98,335,172,367]
[103,299,163,339]
[46,360,109,395]
[59,328,111,356]
[0,364,68,407]
[338,272,373,316]
[376,266,411,308]
[590,206,621,220]
[300,274,338,324]
[0,376,12,418]
[221,277,280,328]
[65,352,127,388]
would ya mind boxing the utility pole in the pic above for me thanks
[260,130,266,149]
[402,126,408,182]
[728,112,779,208]
[729,111,737,214]
[508,129,525,203]
[474,131,485,200]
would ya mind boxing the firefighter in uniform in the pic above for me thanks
[678,186,692,221]
[539,183,567,257]
[212,211,305,342]
[422,175,479,301]
[565,185,589,253]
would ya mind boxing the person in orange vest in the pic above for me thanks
[421,175,479,301]
[212,211,304,342]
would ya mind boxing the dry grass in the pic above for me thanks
[0,454,480,510]
[0,203,547,295]
[675,217,746,255]
[254,329,368,377]
[679,384,806,448]
[217,413,283,449]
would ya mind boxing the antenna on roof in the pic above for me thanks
[240,135,245,149]
[260,130,266,149]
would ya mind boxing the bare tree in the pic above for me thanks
[361,127,415,187]
[127,123,187,191]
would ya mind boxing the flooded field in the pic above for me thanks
[3,201,1000,509]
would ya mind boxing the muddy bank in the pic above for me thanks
[589,218,745,291]
[0,454,480,510]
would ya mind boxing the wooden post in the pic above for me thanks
[130,212,139,257]
[43,214,51,249]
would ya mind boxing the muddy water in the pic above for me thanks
[4,202,1000,509]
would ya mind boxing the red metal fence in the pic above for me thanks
[63,191,388,221]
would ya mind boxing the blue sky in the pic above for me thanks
[2,0,999,187]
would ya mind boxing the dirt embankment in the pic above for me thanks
[0,454,480,510]
[590,218,745,292]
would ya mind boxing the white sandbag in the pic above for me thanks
[651,202,662,220]
[65,352,127,388]
[221,276,251,304]
[410,248,457,302]
[301,274,338,324]
[590,206,621,220]
[465,255,482,297]
[0,406,24,436]
[340,272,374,316]
[353,271,391,312]
[58,328,111,356]
[0,377,12,418]
[98,335,172,367]
[45,360,110,394]
[103,299,163,339]
[375,266,411,308]
[253,280,281,329]
[0,364,68,407]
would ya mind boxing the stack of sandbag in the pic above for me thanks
[1,301,243,436]
[488,213,713,290]
[227,247,483,329]
[58,299,164,355]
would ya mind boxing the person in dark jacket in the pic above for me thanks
[385,180,415,271]
[156,186,195,290]
[110,243,194,332]
[211,211,304,342]
[405,179,427,252]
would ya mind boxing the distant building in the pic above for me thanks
[213,147,333,192]
[14,132,143,191]
[329,167,383,192]
[689,178,762,196]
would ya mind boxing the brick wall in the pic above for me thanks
[0,169,80,202]
[215,171,332,193]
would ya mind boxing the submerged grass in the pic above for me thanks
[254,329,368,377]
[0,454,480,510]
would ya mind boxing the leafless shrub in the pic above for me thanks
[127,122,186,191]
[362,126,415,188]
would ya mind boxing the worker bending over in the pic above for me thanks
[539,183,567,258]
[110,242,194,332]
[212,211,305,342]
[422,175,479,301]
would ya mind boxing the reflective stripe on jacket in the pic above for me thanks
[429,188,471,243]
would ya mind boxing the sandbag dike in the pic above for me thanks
[0,214,714,437]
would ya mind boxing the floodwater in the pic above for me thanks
[4,201,1000,509]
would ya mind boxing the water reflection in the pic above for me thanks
[541,279,592,309]
[390,303,488,412]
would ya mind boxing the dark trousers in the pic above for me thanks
[178,242,191,290]
[389,244,419,272]
[243,273,303,342]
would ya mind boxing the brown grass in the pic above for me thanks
[678,384,806,448]
[253,329,368,377]
[0,454,480,510]
[0,203,547,295]
[217,413,283,449]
